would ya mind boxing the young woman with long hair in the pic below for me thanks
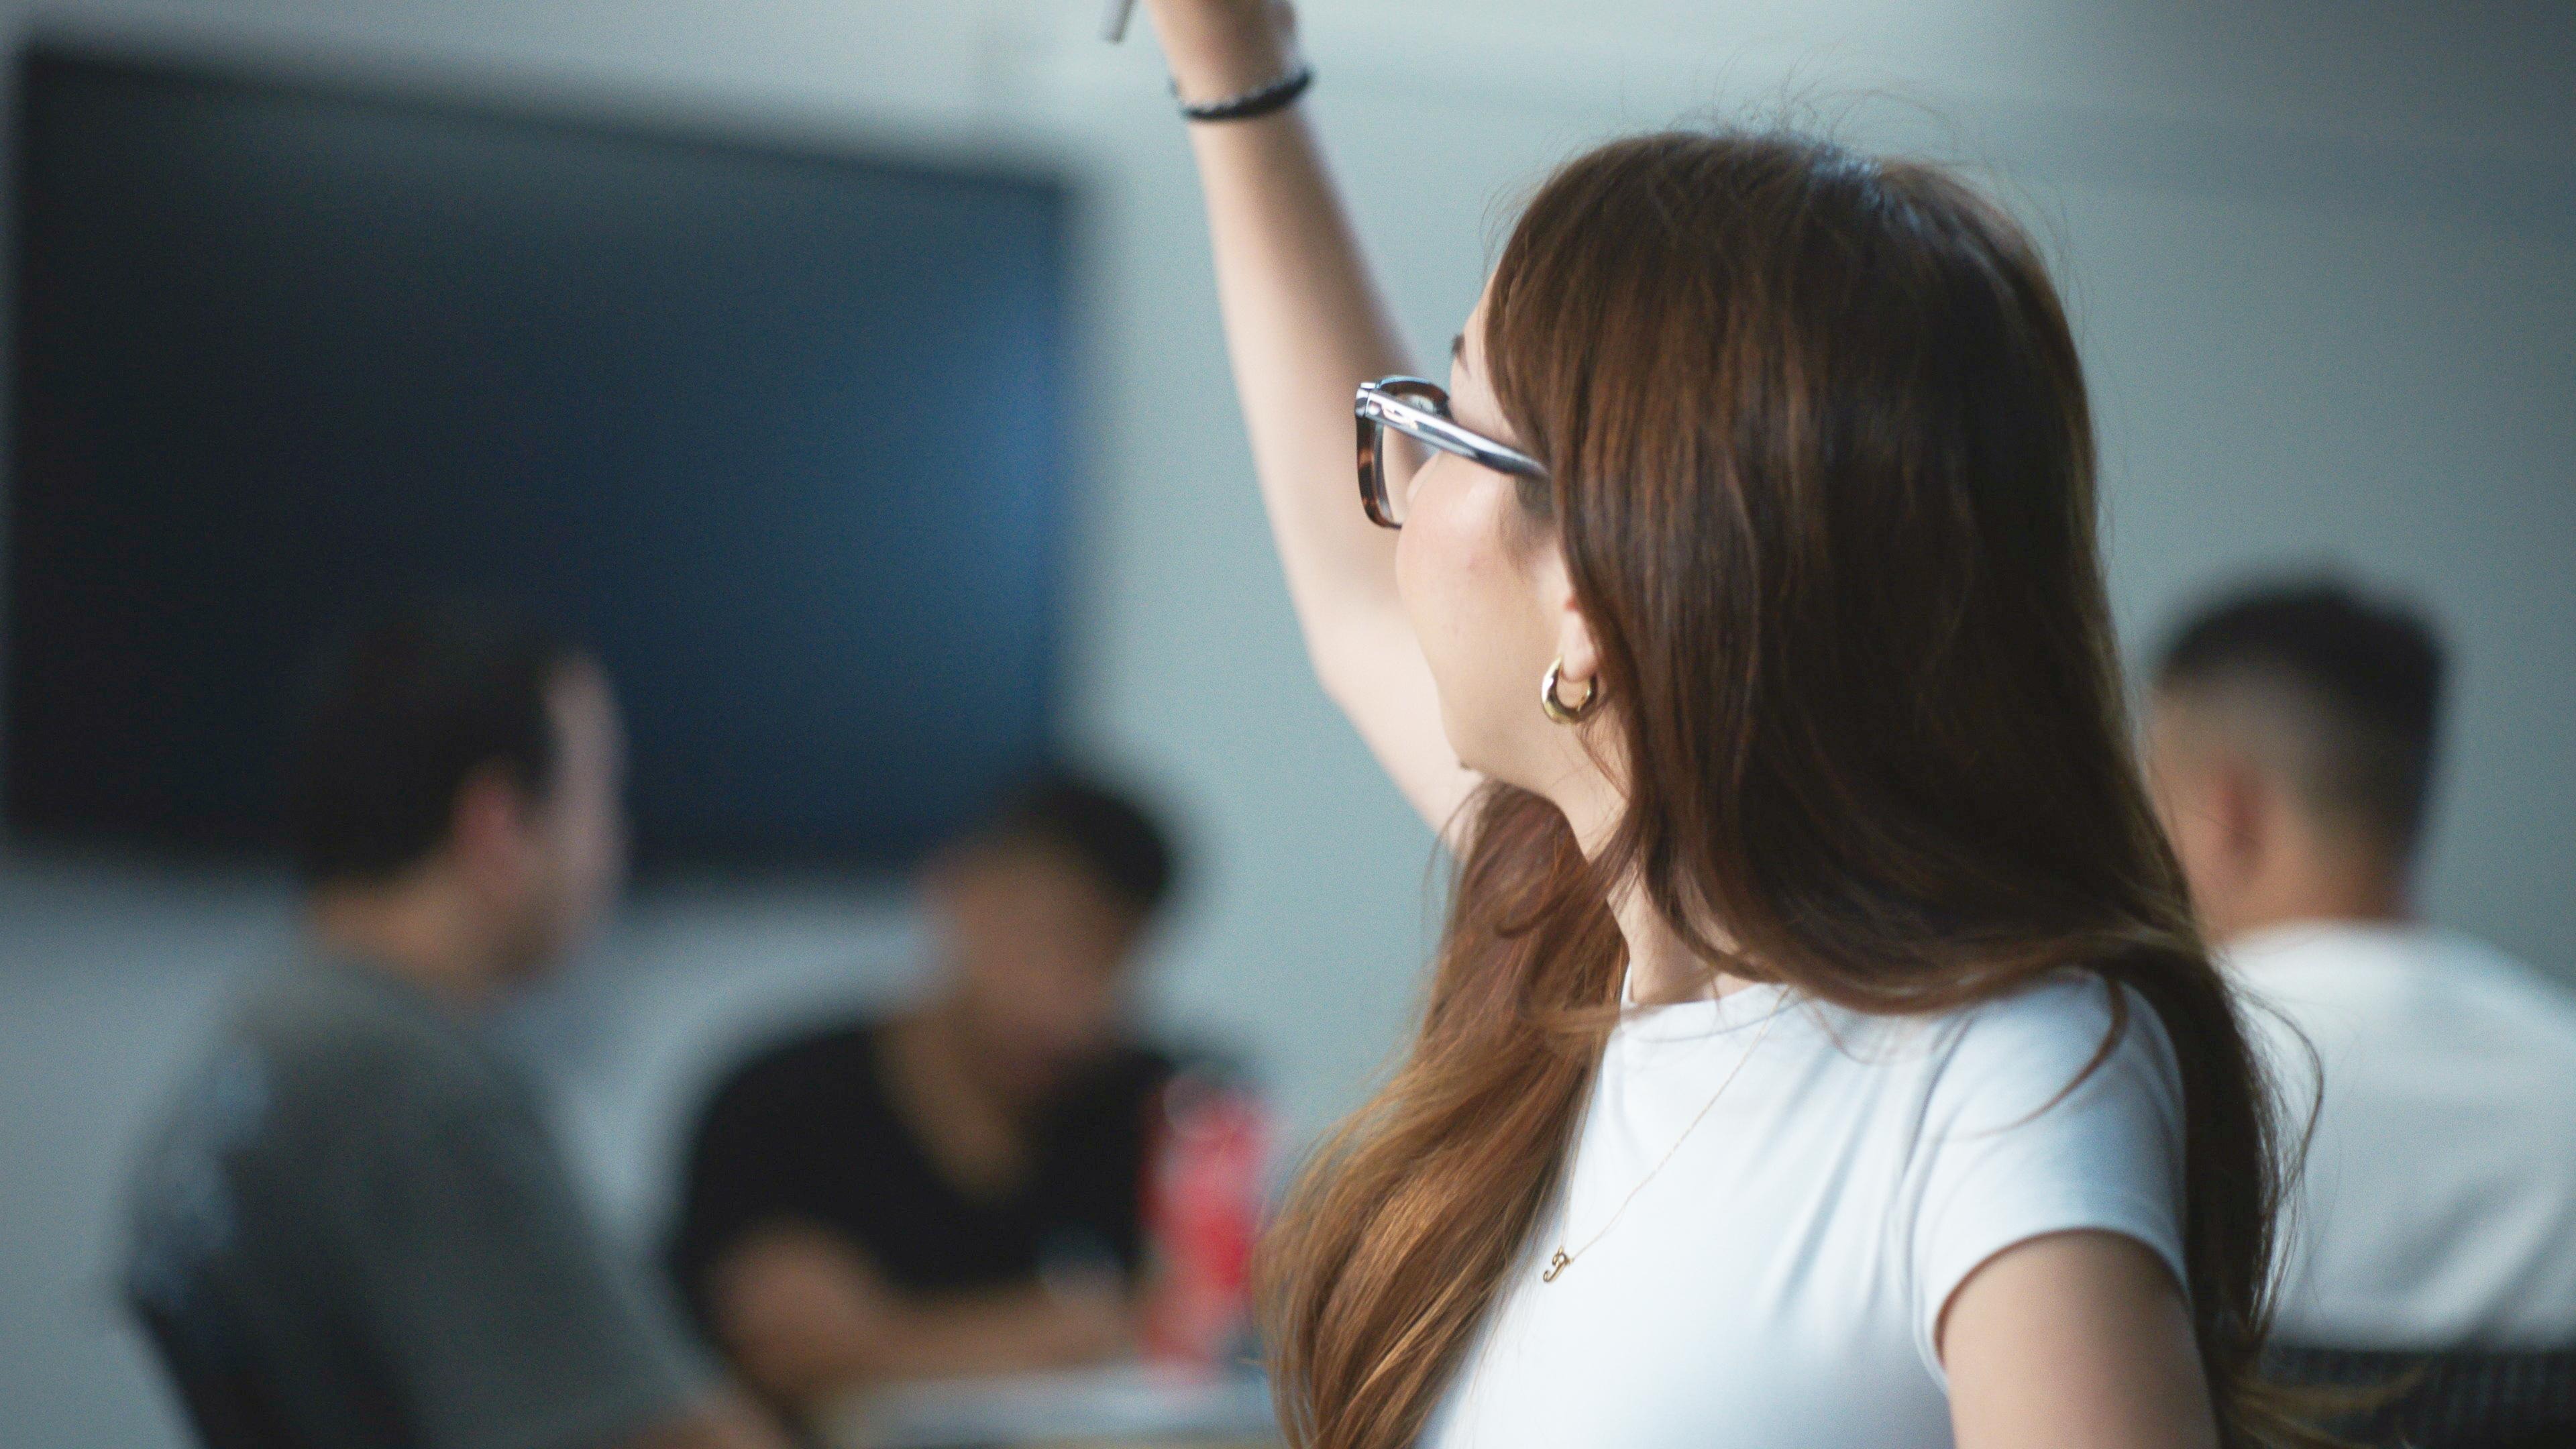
[1138,3,2299,1446]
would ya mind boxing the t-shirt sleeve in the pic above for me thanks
[325,1071,714,1449]
[1904,975,2189,1384]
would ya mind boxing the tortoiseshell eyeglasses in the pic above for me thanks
[1355,376,1548,529]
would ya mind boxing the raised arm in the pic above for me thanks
[1144,0,1481,838]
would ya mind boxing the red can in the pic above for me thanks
[1140,1067,1271,1372]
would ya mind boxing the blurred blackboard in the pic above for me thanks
[7,45,1072,869]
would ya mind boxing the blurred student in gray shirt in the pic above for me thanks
[125,608,784,1449]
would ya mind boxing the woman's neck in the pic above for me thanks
[1611,877,1760,1006]
[1554,770,1758,1006]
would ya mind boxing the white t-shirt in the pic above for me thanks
[2230,920,2576,1349]
[1426,972,2188,1449]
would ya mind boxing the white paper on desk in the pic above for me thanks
[833,1363,1277,1448]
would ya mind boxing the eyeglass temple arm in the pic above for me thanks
[1361,388,1547,479]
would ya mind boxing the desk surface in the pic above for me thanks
[821,1364,1282,1449]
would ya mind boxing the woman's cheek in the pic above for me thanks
[1395,472,1472,653]
[1399,472,1538,763]
[1391,464,1443,619]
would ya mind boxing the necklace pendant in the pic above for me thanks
[1542,1249,1572,1283]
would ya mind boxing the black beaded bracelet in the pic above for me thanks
[1175,62,1313,123]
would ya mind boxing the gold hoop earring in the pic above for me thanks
[1542,659,1601,726]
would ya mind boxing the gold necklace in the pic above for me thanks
[1542,1000,1784,1283]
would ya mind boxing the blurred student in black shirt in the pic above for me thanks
[667,773,1183,1416]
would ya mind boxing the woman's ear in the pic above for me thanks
[1534,543,1601,688]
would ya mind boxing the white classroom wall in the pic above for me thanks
[0,3,2567,1444]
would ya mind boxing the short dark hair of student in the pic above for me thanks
[287,607,582,888]
[977,770,1179,918]
[2155,578,2446,851]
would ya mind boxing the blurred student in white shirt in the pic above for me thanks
[2145,577,2576,1350]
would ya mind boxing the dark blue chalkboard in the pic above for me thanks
[7,46,1071,868]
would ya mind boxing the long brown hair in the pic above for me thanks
[1257,131,2297,1448]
